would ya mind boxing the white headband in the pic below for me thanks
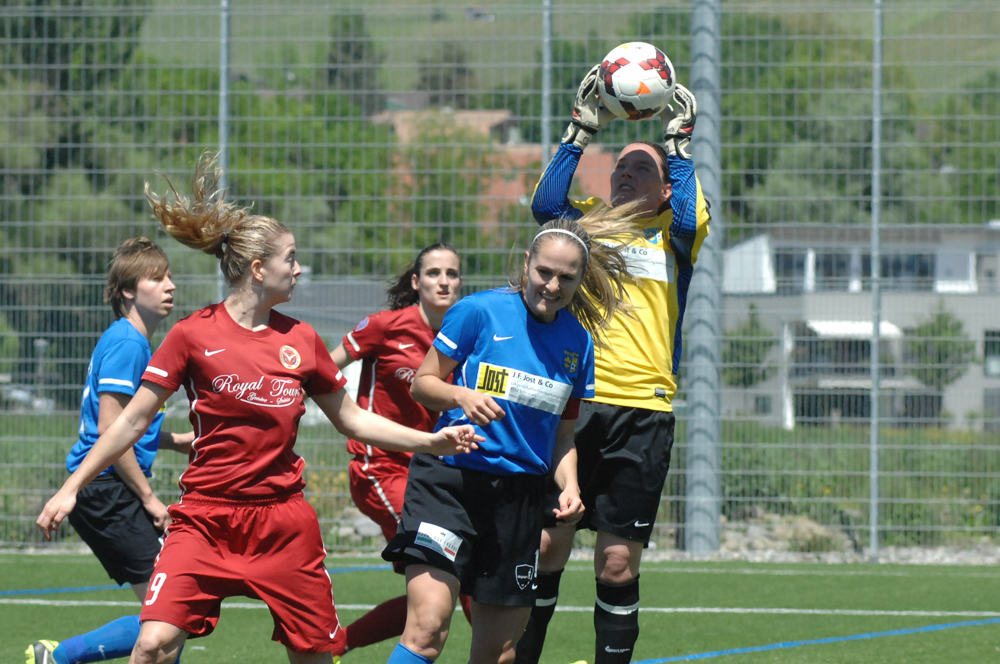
[534,228,589,258]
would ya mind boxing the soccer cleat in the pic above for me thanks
[26,640,59,664]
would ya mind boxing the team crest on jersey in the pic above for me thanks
[279,345,301,370]
[644,227,663,245]
[355,317,370,331]
[564,350,579,374]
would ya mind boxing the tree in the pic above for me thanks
[327,12,384,116]
[931,69,1000,224]
[416,42,477,110]
[723,304,776,388]
[906,301,976,391]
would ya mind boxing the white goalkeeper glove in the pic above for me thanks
[660,84,697,159]
[561,64,616,151]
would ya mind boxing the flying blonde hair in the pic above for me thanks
[510,201,645,347]
[145,152,289,288]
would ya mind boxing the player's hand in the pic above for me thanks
[553,486,585,524]
[142,494,172,531]
[660,84,697,159]
[429,425,484,456]
[456,388,506,426]
[562,64,616,151]
[36,486,78,541]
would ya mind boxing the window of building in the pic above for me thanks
[985,330,1000,377]
[815,253,851,291]
[775,252,805,295]
[755,395,772,415]
[880,253,935,291]
[984,389,1000,432]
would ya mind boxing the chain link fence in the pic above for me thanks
[1,0,998,554]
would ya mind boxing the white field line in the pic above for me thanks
[564,565,1000,579]
[3,598,998,618]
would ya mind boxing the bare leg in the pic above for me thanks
[399,564,461,660]
[594,530,643,583]
[538,522,575,572]
[286,650,334,664]
[129,621,187,664]
[470,602,531,664]
[130,581,149,602]
[592,531,645,664]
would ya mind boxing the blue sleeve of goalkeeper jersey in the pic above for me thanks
[530,143,584,224]
[667,154,699,240]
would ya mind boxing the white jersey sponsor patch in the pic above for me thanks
[621,244,674,283]
[415,522,462,561]
[475,363,573,415]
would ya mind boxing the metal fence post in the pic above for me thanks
[869,0,884,563]
[217,0,231,303]
[684,0,723,554]
[540,0,553,167]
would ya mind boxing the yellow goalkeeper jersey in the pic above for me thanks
[569,188,710,412]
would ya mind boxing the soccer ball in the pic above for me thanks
[597,42,676,121]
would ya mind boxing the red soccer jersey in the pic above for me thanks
[343,306,437,463]
[142,303,346,499]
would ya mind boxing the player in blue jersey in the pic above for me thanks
[28,238,194,664]
[513,68,711,664]
[381,210,641,664]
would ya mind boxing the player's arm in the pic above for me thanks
[158,430,195,454]
[550,416,583,524]
[97,392,171,530]
[37,382,174,539]
[531,65,615,225]
[659,84,710,261]
[411,347,505,426]
[329,343,355,370]
[313,389,483,456]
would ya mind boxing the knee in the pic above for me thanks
[133,625,181,664]
[402,608,450,658]
[597,552,637,585]
[132,633,167,663]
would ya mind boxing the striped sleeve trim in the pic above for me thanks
[346,332,361,352]
[436,332,458,350]
[145,366,168,378]
[98,378,134,388]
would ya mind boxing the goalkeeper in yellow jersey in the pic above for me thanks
[513,67,711,664]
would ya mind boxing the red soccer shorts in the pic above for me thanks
[349,456,408,543]
[140,493,346,653]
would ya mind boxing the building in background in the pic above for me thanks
[722,224,1000,430]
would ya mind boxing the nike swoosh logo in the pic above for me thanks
[204,349,226,356]
[399,343,414,349]
[493,334,513,341]
[634,521,650,528]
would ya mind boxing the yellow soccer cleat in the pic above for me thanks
[26,641,59,664]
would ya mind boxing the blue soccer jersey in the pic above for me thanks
[66,318,164,477]
[432,288,595,476]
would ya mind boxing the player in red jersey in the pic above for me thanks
[327,243,473,655]
[35,155,481,664]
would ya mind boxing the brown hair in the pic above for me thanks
[386,242,461,310]
[510,202,644,346]
[104,237,170,319]
[145,153,290,288]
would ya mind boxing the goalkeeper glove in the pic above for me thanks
[561,64,616,151]
[660,84,697,159]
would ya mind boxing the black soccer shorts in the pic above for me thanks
[67,474,163,586]
[543,401,675,544]
[383,454,543,607]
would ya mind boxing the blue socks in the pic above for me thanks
[387,643,435,664]
[52,615,150,664]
